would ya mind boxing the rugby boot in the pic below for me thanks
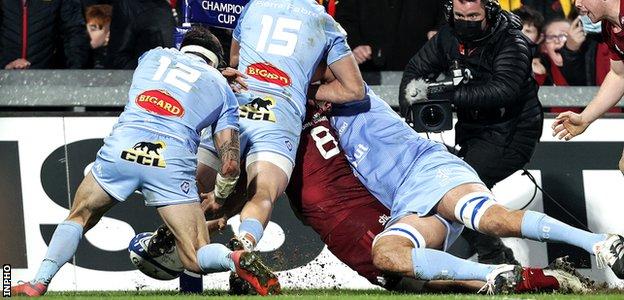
[146,224,175,257]
[231,251,280,296]
[542,256,592,293]
[479,264,523,294]
[515,257,591,293]
[11,281,47,297]
[593,234,624,279]
[227,235,256,295]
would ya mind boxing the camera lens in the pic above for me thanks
[420,105,443,127]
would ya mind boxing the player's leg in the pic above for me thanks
[236,156,290,249]
[156,202,213,274]
[434,182,624,278]
[12,172,117,296]
[459,141,522,264]
[370,214,500,280]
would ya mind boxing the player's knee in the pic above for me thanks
[618,154,624,175]
[372,224,425,272]
[453,191,498,233]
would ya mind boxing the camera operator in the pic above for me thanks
[399,0,543,264]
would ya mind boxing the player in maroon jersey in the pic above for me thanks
[553,0,624,175]
[184,102,589,294]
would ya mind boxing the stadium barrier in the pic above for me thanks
[0,70,623,291]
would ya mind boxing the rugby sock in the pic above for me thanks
[521,210,606,253]
[33,221,83,285]
[239,218,264,245]
[197,244,235,273]
[412,248,496,281]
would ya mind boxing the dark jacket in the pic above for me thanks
[106,0,175,69]
[399,12,543,159]
[0,0,89,69]
[335,0,445,71]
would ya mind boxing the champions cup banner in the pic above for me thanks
[181,0,250,29]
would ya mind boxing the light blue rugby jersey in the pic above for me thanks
[330,86,445,209]
[233,0,351,119]
[117,47,239,148]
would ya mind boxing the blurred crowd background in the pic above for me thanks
[0,0,616,103]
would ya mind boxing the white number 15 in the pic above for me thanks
[256,15,302,57]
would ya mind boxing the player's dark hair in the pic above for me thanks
[181,26,225,68]
[512,6,545,35]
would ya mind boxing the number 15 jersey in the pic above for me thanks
[234,0,351,119]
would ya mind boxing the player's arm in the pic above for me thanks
[212,128,240,202]
[552,59,624,140]
[230,39,240,68]
[212,86,241,202]
[577,59,624,122]
[308,54,365,104]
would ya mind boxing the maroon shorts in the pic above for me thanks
[308,200,390,285]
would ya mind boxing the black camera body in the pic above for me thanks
[408,61,471,133]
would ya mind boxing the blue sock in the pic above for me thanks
[197,244,235,273]
[239,218,264,243]
[521,210,606,253]
[412,248,496,281]
[33,221,83,285]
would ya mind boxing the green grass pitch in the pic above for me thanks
[12,290,624,300]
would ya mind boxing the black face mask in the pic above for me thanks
[453,19,486,42]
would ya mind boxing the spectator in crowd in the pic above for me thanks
[399,0,543,265]
[335,0,445,71]
[512,6,546,81]
[522,0,575,22]
[85,4,112,69]
[0,0,90,69]
[106,0,176,69]
[513,6,544,44]
[535,18,588,86]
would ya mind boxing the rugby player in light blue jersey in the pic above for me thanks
[197,0,365,252]
[312,68,624,293]
[12,27,280,297]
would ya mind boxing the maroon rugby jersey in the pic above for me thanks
[602,1,624,61]
[286,106,379,238]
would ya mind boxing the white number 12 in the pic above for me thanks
[256,15,302,57]
[152,56,201,93]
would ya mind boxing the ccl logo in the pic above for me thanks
[239,97,277,122]
[121,141,167,168]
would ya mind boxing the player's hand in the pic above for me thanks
[206,217,227,234]
[221,67,248,93]
[5,58,31,70]
[532,58,546,75]
[566,17,586,52]
[200,191,224,216]
[551,111,590,140]
[352,45,372,64]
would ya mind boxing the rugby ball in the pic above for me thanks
[128,232,184,280]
